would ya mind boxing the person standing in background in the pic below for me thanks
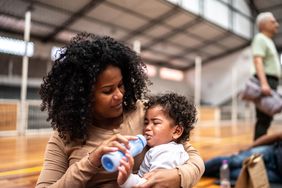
[252,12,280,140]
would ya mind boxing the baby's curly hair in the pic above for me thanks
[145,93,197,143]
[40,32,150,141]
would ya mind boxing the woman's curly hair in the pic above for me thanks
[144,93,197,143]
[40,32,150,141]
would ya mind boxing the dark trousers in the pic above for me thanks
[204,145,282,183]
[254,75,279,140]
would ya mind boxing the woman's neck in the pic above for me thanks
[92,115,123,130]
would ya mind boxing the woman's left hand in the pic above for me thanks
[133,169,180,188]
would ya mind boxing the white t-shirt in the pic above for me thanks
[121,142,189,188]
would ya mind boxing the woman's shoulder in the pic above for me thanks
[48,131,74,147]
[48,131,66,146]
[48,131,83,154]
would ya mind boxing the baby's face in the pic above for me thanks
[143,105,176,147]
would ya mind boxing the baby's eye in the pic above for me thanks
[153,121,161,125]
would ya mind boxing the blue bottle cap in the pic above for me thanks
[136,134,147,147]
[101,151,123,172]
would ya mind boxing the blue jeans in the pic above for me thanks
[204,145,281,183]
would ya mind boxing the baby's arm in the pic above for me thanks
[118,151,147,187]
[117,152,135,186]
[120,174,146,188]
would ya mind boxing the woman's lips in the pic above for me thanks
[112,103,122,109]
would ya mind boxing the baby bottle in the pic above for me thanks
[101,134,147,172]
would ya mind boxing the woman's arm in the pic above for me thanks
[36,132,99,188]
[177,142,205,187]
[36,132,138,187]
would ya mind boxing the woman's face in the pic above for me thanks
[92,65,125,120]
[143,105,176,147]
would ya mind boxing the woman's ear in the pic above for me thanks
[172,125,184,140]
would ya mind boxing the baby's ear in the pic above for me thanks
[173,125,184,140]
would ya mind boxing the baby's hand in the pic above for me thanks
[117,151,135,185]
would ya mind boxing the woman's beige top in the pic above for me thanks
[36,101,205,188]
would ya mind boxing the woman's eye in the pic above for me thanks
[102,89,112,94]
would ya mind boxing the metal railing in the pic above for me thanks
[0,99,51,136]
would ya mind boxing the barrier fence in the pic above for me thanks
[1,98,281,136]
[0,99,51,136]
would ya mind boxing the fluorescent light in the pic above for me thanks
[160,67,184,81]
[146,64,157,77]
[0,36,33,57]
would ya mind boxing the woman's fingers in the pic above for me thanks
[89,134,138,167]
[101,146,118,153]
[142,171,153,179]
[112,134,138,149]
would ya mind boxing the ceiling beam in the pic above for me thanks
[0,10,79,34]
[202,42,250,63]
[142,17,202,50]
[184,41,251,70]
[121,6,179,42]
[259,3,282,12]
[141,56,189,71]
[168,32,232,61]
[42,0,105,42]
[24,0,191,53]
[246,0,259,15]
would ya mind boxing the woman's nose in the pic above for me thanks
[113,88,123,100]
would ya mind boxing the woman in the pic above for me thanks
[36,32,204,188]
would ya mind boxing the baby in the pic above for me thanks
[117,92,197,187]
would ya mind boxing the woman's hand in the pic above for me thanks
[133,169,180,188]
[88,134,137,167]
[117,151,135,185]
